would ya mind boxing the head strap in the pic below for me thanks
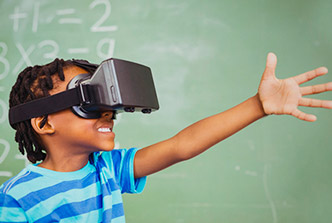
[9,85,95,126]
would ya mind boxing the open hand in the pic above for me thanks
[258,53,332,122]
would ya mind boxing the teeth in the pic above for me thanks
[98,128,111,132]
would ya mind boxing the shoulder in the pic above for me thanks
[0,166,39,221]
[91,148,139,166]
[0,166,42,198]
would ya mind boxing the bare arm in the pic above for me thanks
[134,53,332,179]
[134,95,265,178]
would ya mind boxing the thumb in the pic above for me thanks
[263,52,277,79]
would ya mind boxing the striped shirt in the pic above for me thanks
[0,148,146,223]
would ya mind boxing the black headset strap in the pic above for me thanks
[72,59,98,73]
[9,85,92,126]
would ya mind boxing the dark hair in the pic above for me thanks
[9,58,96,163]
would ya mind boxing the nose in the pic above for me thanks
[101,111,115,121]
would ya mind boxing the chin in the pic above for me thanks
[99,143,115,152]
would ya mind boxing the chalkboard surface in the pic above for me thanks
[1,0,332,222]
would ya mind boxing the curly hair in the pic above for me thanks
[9,58,96,163]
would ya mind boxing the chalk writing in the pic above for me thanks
[97,38,115,58]
[0,139,9,164]
[0,100,7,124]
[32,2,40,32]
[9,7,27,32]
[9,1,117,33]
[89,0,118,32]
[0,42,9,80]
[1,0,118,183]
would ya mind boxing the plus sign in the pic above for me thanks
[9,7,27,32]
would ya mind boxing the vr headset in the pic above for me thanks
[9,58,159,127]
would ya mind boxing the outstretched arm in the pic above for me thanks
[134,53,332,179]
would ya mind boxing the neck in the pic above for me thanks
[38,152,91,172]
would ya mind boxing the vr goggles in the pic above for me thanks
[9,58,159,127]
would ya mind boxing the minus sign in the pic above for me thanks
[59,18,82,24]
[67,48,89,54]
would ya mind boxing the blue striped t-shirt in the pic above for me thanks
[0,148,146,223]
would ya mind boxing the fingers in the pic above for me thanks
[293,67,328,85]
[301,82,332,95]
[262,52,277,79]
[299,98,332,109]
[291,109,317,122]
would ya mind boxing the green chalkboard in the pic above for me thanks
[1,0,332,222]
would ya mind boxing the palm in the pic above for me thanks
[260,78,300,114]
[258,53,332,122]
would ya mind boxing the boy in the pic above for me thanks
[0,53,331,222]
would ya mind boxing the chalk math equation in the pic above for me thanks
[0,0,118,181]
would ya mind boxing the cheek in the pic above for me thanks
[49,111,114,150]
[51,112,96,135]
[65,120,96,136]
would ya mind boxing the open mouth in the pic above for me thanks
[97,127,112,133]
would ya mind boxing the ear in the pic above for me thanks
[31,116,55,135]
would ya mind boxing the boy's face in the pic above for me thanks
[44,66,115,153]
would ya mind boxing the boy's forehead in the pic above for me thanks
[49,66,88,95]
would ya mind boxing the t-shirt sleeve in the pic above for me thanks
[102,148,146,194]
[0,193,28,222]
